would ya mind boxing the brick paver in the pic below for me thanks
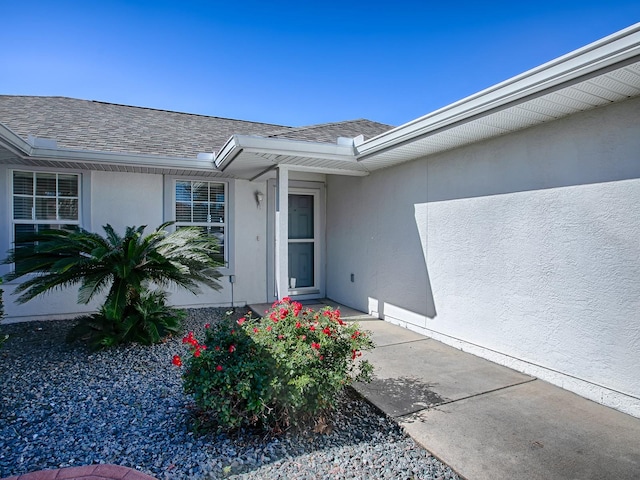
[0,465,157,480]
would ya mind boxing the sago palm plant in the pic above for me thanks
[3,222,222,347]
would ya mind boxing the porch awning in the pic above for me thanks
[214,135,367,180]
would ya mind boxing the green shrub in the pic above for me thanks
[177,299,374,432]
[3,222,221,348]
[69,289,185,349]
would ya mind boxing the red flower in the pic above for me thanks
[237,318,245,325]
[278,334,284,340]
[228,344,236,353]
[282,296,291,303]
[172,355,182,367]
[253,327,259,333]
[266,326,272,332]
[311,342,321,350]
[216,365,223,372]
[182,331,200,348]
[323,326,331,336]
[182,331,195,344]
[215,346,220,351]
[295,321,302,328]
[309,325,316,332]
[204,323,211,329]
[351,331,361,339]
[194,349,202,358]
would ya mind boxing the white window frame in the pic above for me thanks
[163,175,234,275]
[7,167,88,275]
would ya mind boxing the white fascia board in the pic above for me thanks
[358,22,640,158]
[0,123,34,156]
[0,121,218,171]
[215,135,242,169]
[215,135,358,171]
[28,146,217,170]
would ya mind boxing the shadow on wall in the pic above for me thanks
[415,202,436,319]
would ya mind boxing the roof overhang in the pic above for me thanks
[356,22,640,170]
[214,135,366,180]
[0,123,223,176]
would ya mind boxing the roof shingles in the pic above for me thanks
[0,96,392,158]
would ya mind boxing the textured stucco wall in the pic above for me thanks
[326,97,640,416]
[90,171,164,233]
[2,170,269,320]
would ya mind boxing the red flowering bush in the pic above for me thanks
[176,300,374,432]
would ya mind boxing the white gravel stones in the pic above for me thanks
[0,308,459,480]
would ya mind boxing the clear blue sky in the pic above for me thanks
[1,1,639,127]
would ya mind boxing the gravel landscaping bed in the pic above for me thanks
[0,308,459,480]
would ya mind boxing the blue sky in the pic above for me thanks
[1,1,639,127]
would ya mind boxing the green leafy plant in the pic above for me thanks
[3,222,222,347]
[176,299,374,432]
[71,290,186,349]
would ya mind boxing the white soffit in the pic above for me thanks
[214,135,366,180]
[359,61,640,170]
[358,23,640,171]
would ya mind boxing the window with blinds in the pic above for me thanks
[11,170,80,271]
[175,180,226,265]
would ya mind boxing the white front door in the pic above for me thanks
[267,180,325,301]
[288,191,318,292]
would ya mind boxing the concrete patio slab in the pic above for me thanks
[352,317,439,347]
[354,337,533,417]
[399,379,640,480]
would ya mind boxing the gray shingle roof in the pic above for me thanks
[265,119,392,143]
[0,96,393,158]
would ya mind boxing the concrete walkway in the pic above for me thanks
[253,300,640,479]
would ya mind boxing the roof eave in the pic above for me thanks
[357,22,640,159]
[214,135,363,179]
[28,147,218,171]
[0,123,34,157]
[216,135,357,169]
[0,123,219,172]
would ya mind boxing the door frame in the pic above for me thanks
[267,179,325,302]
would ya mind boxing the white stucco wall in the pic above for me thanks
[2,170,270,321]
[326,97,640,417]
[90,171,164,233]
[166,178,268,308]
